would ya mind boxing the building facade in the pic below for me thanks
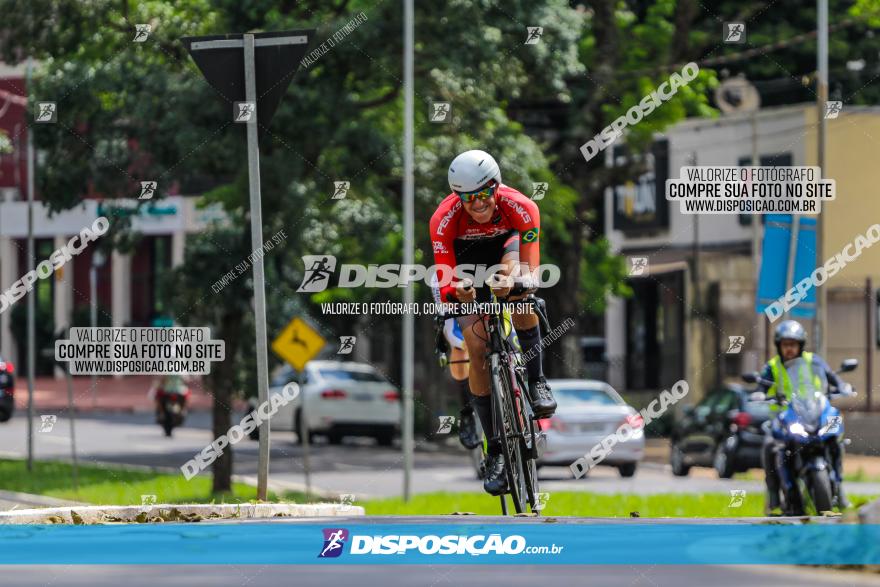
[604,103,880,410]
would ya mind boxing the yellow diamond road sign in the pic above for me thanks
[272,317,326,371]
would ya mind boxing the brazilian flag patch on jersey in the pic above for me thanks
[521,227,539,243]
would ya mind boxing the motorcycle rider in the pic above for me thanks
[757,320,849,514]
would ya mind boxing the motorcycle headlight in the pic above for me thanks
[789,422,809,437]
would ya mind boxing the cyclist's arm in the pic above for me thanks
[429,199,461,302]
[508,194,540,283]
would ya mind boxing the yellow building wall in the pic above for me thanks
[804,106,880,285]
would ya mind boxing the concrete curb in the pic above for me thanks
[0,502,365,525]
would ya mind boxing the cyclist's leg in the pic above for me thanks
[511,298,556,418]
[446,319,479,449]
[460,314,507,495]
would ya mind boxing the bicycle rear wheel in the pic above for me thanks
[513,366,541,513]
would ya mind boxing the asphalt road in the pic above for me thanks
[2,412,880,500]
[4,564,880,586]
[2,415,880,585]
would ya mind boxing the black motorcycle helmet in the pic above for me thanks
[774,320,806,357]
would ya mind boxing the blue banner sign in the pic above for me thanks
[1,523,879,565]
[756,214,817,318]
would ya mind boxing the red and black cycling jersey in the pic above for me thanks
[429,184,540,303]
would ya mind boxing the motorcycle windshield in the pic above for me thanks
[784,357,826,429]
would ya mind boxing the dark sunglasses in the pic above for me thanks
[456,182,497,203]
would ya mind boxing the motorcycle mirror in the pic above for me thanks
[741,372,759,384]
[840,358,859,373]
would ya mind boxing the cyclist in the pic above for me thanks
[429,149,556,495]
[757,320,849,514]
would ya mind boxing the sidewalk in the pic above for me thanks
[11,376,242,414]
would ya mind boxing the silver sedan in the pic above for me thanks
[538,379,645,477]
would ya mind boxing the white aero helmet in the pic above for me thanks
[448,149,501,193]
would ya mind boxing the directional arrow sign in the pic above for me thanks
[182,30,315,126]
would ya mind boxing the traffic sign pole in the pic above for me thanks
[243,33,272,501]
[270,317,326,499]
[300,368,311,496]
[183,29,314,502]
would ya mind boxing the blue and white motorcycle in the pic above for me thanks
[745,357,857,515]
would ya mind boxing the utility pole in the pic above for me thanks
[815,0,829,355]
[25,57,35,472]
[401,0,415,501]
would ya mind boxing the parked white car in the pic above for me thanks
[265,361,401,446]
[538,379,645,477]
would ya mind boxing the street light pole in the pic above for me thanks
[815,0,829,355]
[401,0,415,501]
[89,250,105,408]
[25,57,35,472]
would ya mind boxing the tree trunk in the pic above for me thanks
[210,309,242,494]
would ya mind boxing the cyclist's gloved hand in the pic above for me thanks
[455,278,477,302]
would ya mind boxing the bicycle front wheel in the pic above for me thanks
[491,354,529,514]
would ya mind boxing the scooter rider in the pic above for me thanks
[757,320,849,514]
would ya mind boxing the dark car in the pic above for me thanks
[0,356,15,422]
[669,383,771,478]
